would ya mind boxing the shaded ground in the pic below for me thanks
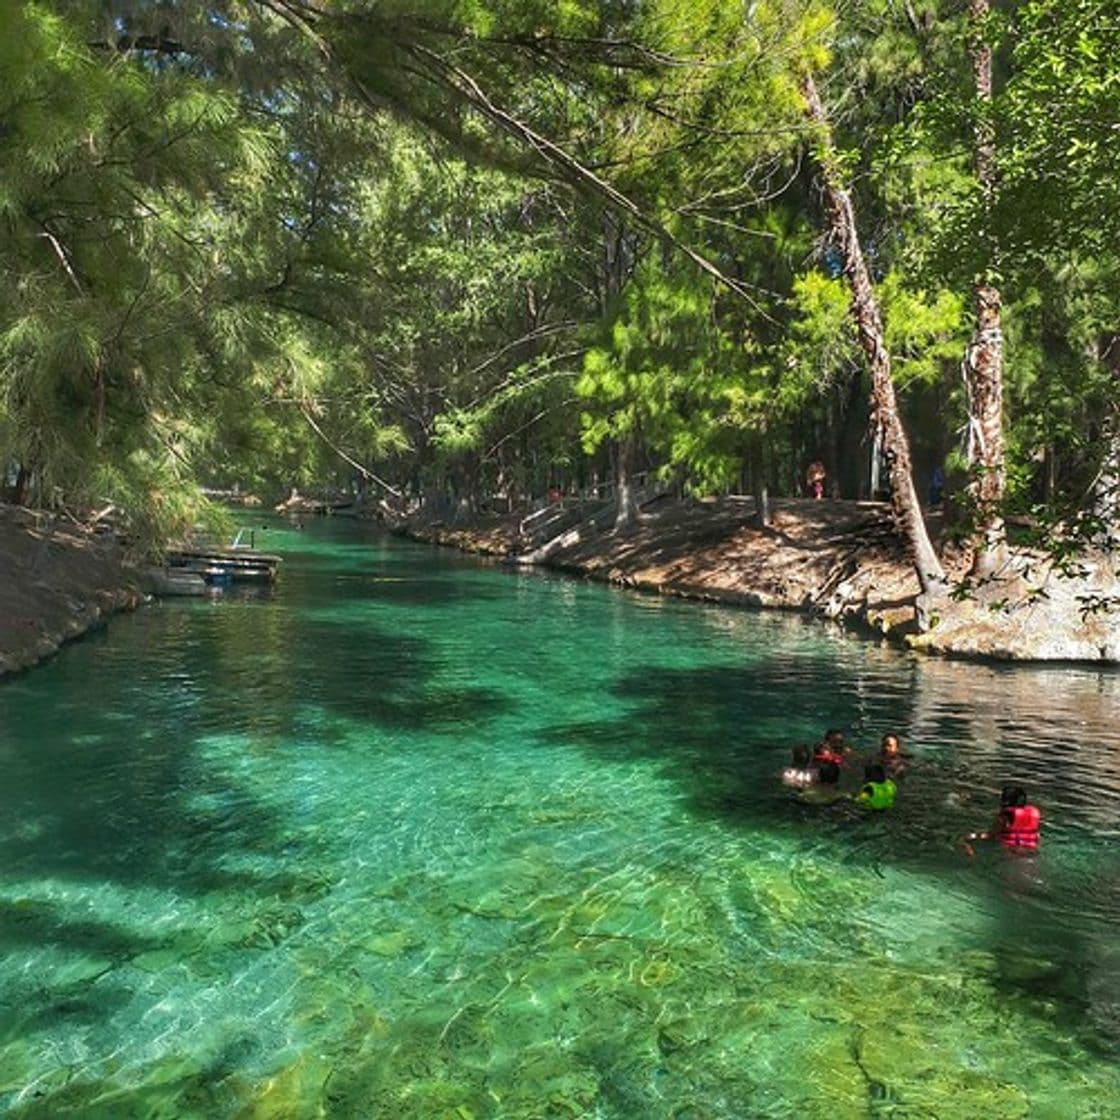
[0,504,141,677]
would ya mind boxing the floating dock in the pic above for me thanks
[165,542,281,584]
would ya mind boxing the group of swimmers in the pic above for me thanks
[781,728,1043,853]
[781,728,901,809]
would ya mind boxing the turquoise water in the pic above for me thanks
[1,519,1118,1118]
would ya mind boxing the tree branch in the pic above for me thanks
[36,224,84,293]
[401,44,774,318]
[298,399,404,498]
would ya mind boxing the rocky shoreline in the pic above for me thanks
[0,505,143,678]
[2,496,1114,676]
[391,497,1120,664]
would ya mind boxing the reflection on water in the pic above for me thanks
[0,519,1117,1117]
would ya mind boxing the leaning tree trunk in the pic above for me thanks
[964,0,1008,579]
[801,72,946,594]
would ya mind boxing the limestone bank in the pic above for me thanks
[0,504,142,678]
[390,497,1119,664]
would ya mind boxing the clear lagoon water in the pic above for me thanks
[1,518,1118,1118]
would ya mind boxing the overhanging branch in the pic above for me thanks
[299,399,404,498]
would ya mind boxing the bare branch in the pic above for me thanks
[298,399,404,498]
[482,398,579,463]
[463,321,578,389]
[36,225,84,293]
[402,45,774,319]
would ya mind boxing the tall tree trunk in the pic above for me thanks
[751,432,771,529]
[825,390,841,498]
[613,435,639,531]
[8,462,31,506]
[601,206,640,533]
[800,72,946,594]
[1096,421,1120,541]
[1094,335,1120,543]
[964,0,1008,578]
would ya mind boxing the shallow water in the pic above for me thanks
[1,519,1118,1118]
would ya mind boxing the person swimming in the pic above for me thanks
[797,760,847,805]
[878,732,906,779]
[781,744,816,789]
[964,786,1042,855]
[855,763,897,810]
[813,729,848,768]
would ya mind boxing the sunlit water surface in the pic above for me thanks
[1,520,1118,1118]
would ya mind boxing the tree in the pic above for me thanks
[799,71,947,593]
[0,3,279,538]
[961,0,1008,578]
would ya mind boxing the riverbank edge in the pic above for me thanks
[0,505,145,680]
[390,500,929,648]
[1,584,145,679]
[387,500,1120,665]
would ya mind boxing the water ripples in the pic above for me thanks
[1,521,1118,1116]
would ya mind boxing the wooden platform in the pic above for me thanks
[165,546,281,583]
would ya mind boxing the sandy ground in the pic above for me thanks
[0,504,141,677]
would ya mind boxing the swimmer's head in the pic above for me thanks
[881,733,901,757]
[823,729,845,748]
[864,763,887,784]
[817,761,841,785]
[1000,785,1027,808]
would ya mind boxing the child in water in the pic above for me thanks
[813,729,849,768]
[963,786,1042,856]
[797,760,848,805]
[878,733,906,780]
[781,745,816,789]
[855,763,897,810]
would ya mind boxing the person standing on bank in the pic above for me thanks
[806,461,826,500]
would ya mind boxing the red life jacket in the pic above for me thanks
[1000,804,1041,850]
[813,747,844,766]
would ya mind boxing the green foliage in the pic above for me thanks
[998,0,1120,261]
[0,2,293,527]
[578,260,760,491]
[0,0,1114,543]
[781,272,859,400]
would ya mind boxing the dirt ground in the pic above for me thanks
[0,504,141,677]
